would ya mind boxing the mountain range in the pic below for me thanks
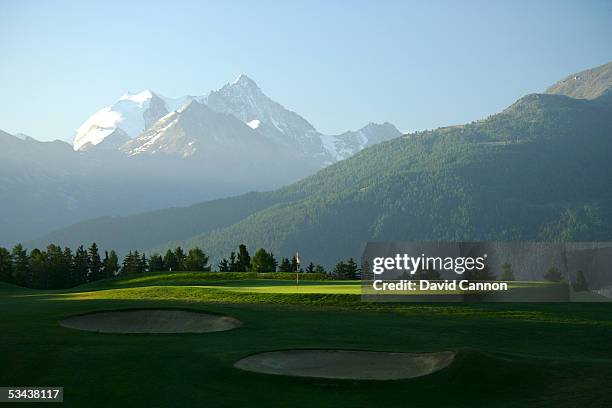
[0,76,400,245]
[74,74,400,164]
[27,61,612,270]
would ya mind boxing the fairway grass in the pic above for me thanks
[2,275,612,407]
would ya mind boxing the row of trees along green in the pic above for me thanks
[0,243,212,290]
[0,243,119,289]
[0,243,362,290]
[215,245,360,279]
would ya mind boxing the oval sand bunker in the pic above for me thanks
[235,350,455,380]
[61,309,241,334]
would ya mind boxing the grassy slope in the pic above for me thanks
[2,275,612,407]
[545,61,612,100]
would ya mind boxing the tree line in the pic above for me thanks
[0,243,119,289]
[0,243,362,290]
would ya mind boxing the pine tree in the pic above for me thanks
[184,247,209,271]
[218,258,230,272]
[131,251,142,273]
[73,245,89,285]
[313,264,326,274]
[101,251,110,279]
[333,261,347,278]
[107,250,120,277]
[163,249,178,272]
[149,253,165,272]
[278,257,292,272]
[237,244,251,272]
[174,247,186,271]
[139,253,148,273]
[345,258,360,279]
[11,244,30,286]
[88,243,102,282]
[269,252,278,272]
[228,252,238,271]
[46,244,65,288]
[29,248,47,289]
[121,251,134,274]
[0,247,13,284]
[305,262,315,274]
[63,247,75,286]
[251,248,276,272]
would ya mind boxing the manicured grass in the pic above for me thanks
[1,276,612,407]
[77,271,335,290]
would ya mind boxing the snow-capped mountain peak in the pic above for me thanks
[73,90,191,151]
[72,76,402,164]
[231,74,258,87]
[118,90,154,105]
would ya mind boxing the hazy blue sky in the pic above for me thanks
[1,0,611,141]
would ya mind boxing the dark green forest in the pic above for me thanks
[172,92,612,266]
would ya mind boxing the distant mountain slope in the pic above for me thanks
[545,61,612,100]
[34,92,612,263]
[2,75,400,246]
[205,75,329,161]
[27,192,283,255]
[0,131,87,244]
[324,122,401,161]
[0,129,259,246]
[160,92,611,266]
[26,62,612,265]
[121,99,305,161]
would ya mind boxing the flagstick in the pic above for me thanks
[295,251,300,291]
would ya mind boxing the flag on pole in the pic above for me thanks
[295,251,301,289]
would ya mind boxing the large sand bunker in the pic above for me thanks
[61,309,241,334]
[234,349,455,380]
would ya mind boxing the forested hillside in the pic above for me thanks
[162,92,612,266]
[30,63,612,267]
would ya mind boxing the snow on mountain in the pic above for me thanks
[14,132,32,141]
[121,100,252,157]
[121,99,310,172]
[74,75,402,164]
[204,75,332,159]
[246,119,261,129]
[319,122,401,162]
[332,122,402,160]
[73,90,190,151]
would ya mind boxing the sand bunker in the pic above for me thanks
[234,349,455,380]
[61,309,241,334]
